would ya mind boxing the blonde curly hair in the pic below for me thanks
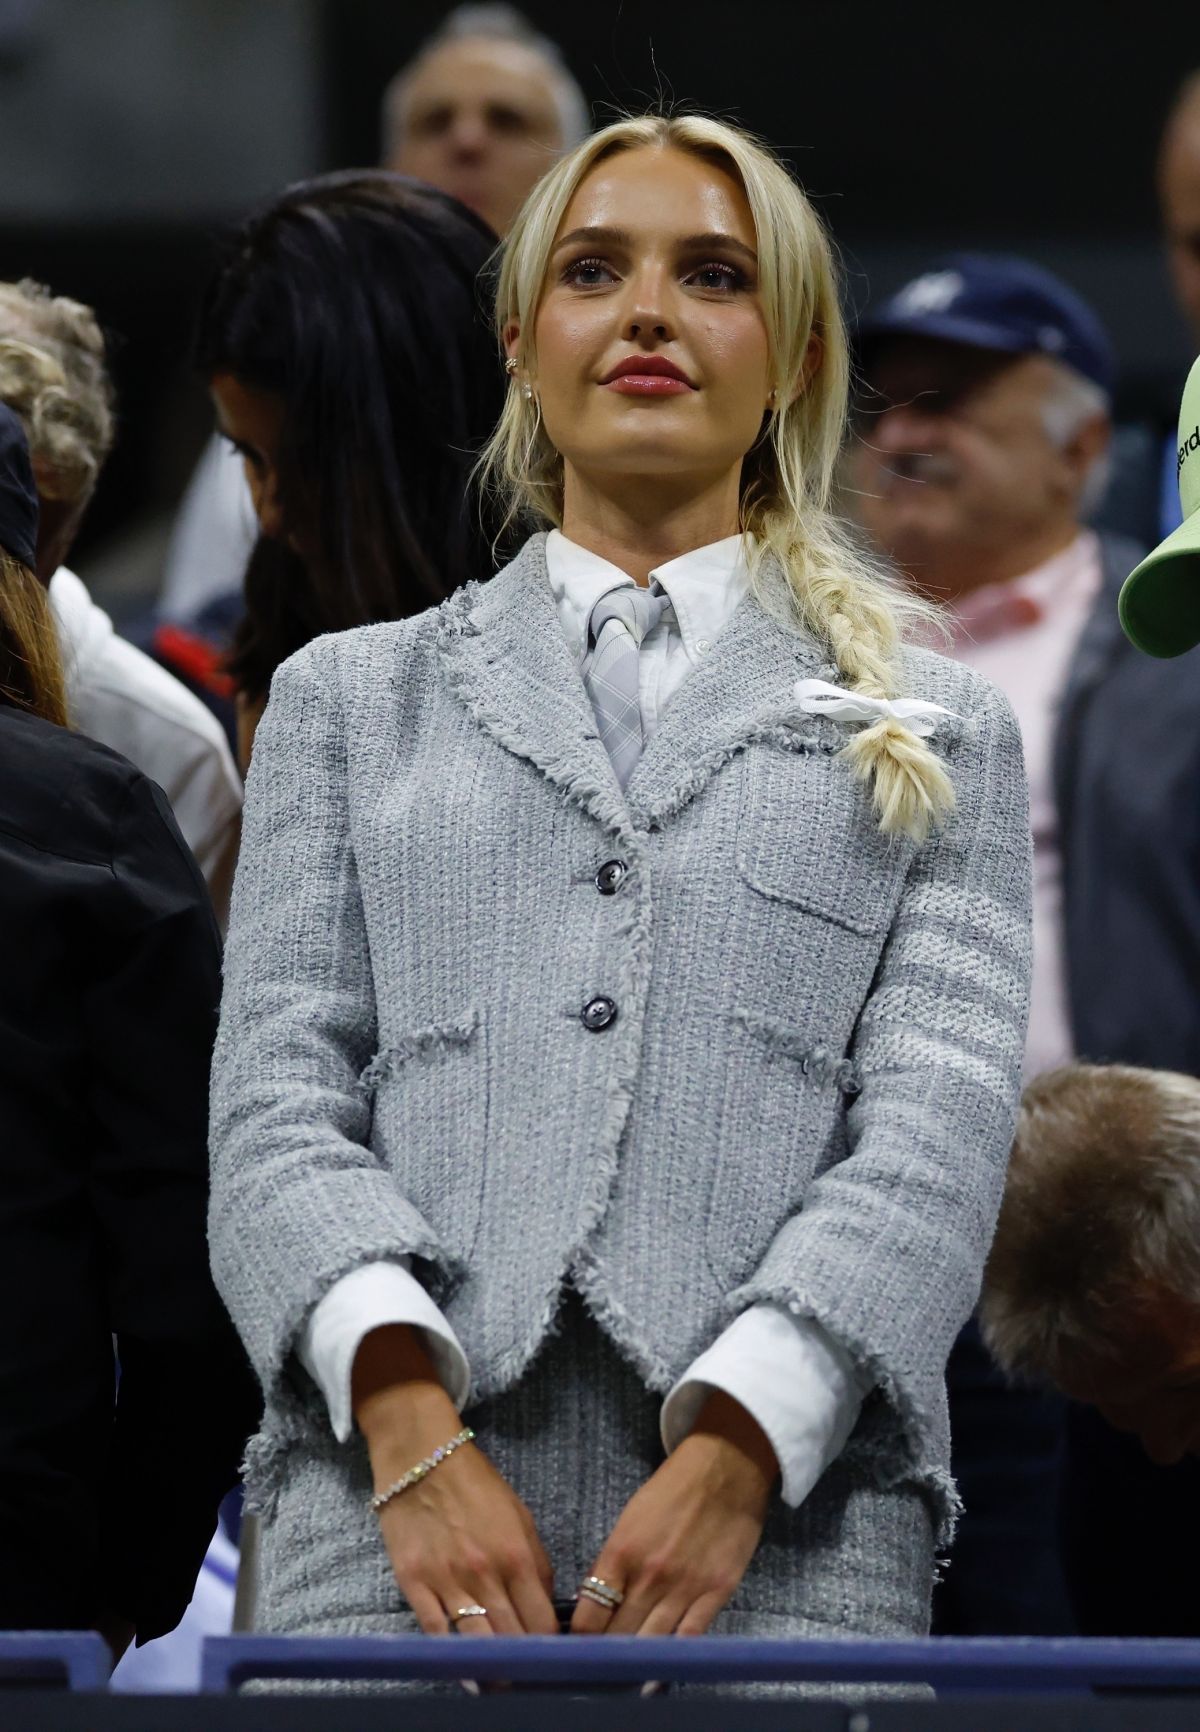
[0,279,114,508]
[480,114,954,842]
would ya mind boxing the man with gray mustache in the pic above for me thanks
[850,255,1200,1639]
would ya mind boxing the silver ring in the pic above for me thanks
[452,1605,489,1622]
[579,1575,624,1608]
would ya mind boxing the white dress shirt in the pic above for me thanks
[159,434,257,624]
[298,531,868,1506]
[51,565,243,931]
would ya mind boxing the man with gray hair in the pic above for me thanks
[382,3,587,238]
[850,253,1200,1637]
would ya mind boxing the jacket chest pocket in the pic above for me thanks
[736,743,913,936]
[702,745,912,1287]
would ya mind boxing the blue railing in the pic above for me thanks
[199,1634,1200,1695]
[0,1630,109,1690]
[5,1631,1200,1697]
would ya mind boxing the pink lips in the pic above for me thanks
[600,355,696,396]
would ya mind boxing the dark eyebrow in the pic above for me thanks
[552,225,758,267]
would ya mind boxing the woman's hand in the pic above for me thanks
[355,1324,559,1637]
[570,1390,777,1636]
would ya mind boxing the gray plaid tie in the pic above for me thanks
[582,581,674,788]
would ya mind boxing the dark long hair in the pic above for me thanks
[195,170,507,695]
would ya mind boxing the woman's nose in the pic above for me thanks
[621,269,674,344]
[625,316,670,342]
[248,469,286,542]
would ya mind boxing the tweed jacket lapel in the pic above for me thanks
[626,563,836,826]
[439,533,635,840]
[440,534,836,834]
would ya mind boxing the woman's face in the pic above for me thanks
[516,146,774,498]
[209,372,288,543]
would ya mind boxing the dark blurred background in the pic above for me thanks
[0,0,1193,612]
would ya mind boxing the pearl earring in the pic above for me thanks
[522,384,534,401]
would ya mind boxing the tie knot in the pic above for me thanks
[587,581,673,651]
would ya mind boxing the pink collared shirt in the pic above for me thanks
[944,531,1101,1080]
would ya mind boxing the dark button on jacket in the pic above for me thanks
[595,859,627,895]
[581,995,618,1031]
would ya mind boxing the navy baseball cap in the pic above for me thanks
[0,401,37,569]
[857,253,1116,397]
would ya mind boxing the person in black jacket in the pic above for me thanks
[0,403,259,1656]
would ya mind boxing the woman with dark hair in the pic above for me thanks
[0,402,258,1656]
[193,169,506,764]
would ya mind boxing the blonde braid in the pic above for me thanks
[776,540,956,842]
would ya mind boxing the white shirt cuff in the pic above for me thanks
[660,1303,869,1508]
[297,1259,471,1442]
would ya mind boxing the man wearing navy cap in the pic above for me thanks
[851,255,1200,1640]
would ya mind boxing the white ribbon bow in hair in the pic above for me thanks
[792,678,959,740]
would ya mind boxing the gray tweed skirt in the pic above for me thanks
[255,1293,934,1646]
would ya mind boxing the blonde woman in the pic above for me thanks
[211,114,1032,1648]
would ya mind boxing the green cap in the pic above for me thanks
[1119,353,1200,657]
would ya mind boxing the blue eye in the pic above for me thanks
[688,261,746,291]
[563,256,616,287]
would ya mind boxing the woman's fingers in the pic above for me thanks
[569,1586,619,1634]
[466,1586,522,1636]
[604,1583,663,1635]
[519,1507,557,1598]
[675,1590,726,1636]
[447,1606,496,1636]
[635,1595,691,1636]
[506,1570,561,1635]
[409,1582,453,1635]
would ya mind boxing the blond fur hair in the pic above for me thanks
[981,1063,1200,1386]
[479,113,954,842]
[0,279,114,508]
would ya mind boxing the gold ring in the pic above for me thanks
[452,1605,489,1622]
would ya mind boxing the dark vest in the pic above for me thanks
[1056,534,1200,1074]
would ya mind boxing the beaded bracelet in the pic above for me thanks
[368,1427,475,1515]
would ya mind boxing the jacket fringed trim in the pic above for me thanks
[238,1231,455,1517]
[726,1277,962,1549]
[435,589,635,847]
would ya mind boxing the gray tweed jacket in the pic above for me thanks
[209,533,1031,1538]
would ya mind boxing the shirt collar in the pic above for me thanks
[545,528,753,663]
[948,530,1099,646]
